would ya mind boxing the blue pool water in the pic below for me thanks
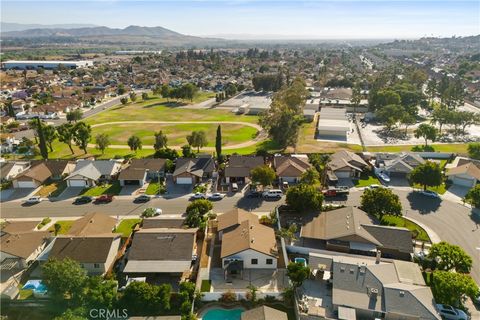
[202,308,243,320]
[22,280,47,293]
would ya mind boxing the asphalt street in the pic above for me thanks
[1,188,479,283]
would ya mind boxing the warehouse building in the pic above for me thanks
[317,108,350,140]
[2,60,94,70]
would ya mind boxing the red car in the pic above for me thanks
[94,195,114,203]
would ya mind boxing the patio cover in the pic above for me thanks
[349,241,377,252]
[338,306,356,320]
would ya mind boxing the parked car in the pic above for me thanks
[420,190,440,198]
[231,183,239,192]
[24,196,42,204]
[190,192,206,200]
[367,184,382,190]
[73,196,93,205]
[94,195,114,204]
[435,304,468,320]
[134,195,151,203]
[262,189,283,199]
[246,190,262,198]
[208,193,225,201]
[323,187,349,197]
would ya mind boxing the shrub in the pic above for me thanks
[219,291,237,303]
[37,217,51,229]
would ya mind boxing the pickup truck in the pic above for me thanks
[322,186,350,197]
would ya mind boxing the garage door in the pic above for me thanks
[335,171,351,178]
[176,177,193,184]
[17,181,36,188]
[453,176,475,187]
[68,180,87,187]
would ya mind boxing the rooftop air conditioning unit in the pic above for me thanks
[370,288,379,295]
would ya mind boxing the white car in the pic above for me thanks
[24,196,42,204]
[190,192,206,200]
[208,193,225,201]
[420,190,440,198]
[367,184,382,189]
[435,304,468,320]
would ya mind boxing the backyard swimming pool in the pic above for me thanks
[201,308,243,320]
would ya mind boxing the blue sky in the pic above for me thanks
[2,1,479,39]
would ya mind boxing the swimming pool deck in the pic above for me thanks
[209,268,287,293]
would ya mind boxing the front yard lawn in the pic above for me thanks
[35,181,67,198]
[18,289,33,300]
[412,183,447,195]
[381,215,431,242]
[114,219,142,237]
[48,220,74,235]
[354,173,381,187]
[80,181,122,196]
[145,182,166,195]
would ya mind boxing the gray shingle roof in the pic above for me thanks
[49,235,120,263]
[173,156,214,177]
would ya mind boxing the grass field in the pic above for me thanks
[91,122,258,147]
[114,219,142,237]
[354,173,381,187]
[381,215,431,242]
[366,143,468,154]
[48,220,74,235]
[80,182,122,196]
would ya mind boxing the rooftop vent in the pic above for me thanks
[370,288,379,295]
[399,291,405,297]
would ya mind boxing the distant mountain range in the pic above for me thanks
[1,22,99,32]
[1,24,222,46]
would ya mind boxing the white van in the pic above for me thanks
[231,183,239,192]
[262,189,283,199]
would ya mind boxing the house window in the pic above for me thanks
[251,259,258,265]
[266,259,273,265]
[94,263,100,268]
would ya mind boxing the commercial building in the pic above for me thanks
[317,108,350,140]
[2,60,94,70]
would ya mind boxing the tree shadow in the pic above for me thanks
[142,101,186,109]
[235,197,265,211]
[469,209,480,229]
[406,191,441,214]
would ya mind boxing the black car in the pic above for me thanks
[134,195,151,203]
[73,196,93,205]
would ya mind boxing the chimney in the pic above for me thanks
[375,250,381,264]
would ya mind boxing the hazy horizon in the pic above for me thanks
[1,1,479,39]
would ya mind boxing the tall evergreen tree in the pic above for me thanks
[215,125,222,160]
[36,117,48,159]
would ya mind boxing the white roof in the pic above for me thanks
[65,163,101,180]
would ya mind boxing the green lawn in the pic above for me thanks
[366,143,468,155]
[353,173,381,187]
[412,183,448,195]
[85,96,258,125]
[18,289,33,300]
[381,215,431,242]
[48,220,74,235]
[80,181,122,196]
[114,219,142,237]
[35,181,67,198]
[200,280,211,292]
[91,122,258,147]
[145,182,166,195]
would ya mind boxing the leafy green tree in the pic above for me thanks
[427,241,473,273]
[400,112,416,135]
[182,83,199,101]
[117,84,126,95]
[300,168,320,185]
[119,282,161,315]
[53,308,87,320]
[42,258,87,306]
[182,145,195,158]
[54,223,61,236]
[57,123,75,154]
[73,122,92,154]
[351,83,362,113]
[142,92,149,100]
[127,135,142,152]
[215,125,222,161]
[95,133,110,154]
[426,78,437,106]
[431,271,479,307]
[35,117,48,159]
[120,97,128,105]
[185,208,205,228]
[129,92,137,102]
[465,184,480,208]
[361,188,402,219]
[431,106,452,134]
[186,130,208,152]
[409,161,442,191]
[251,165,276,186]
[154,130,168,151]
[277,224,298,244]
[286,184,323,212]
[66,109,83,123]
[84,276,117,309]
[186,199,213,216]
[43,124,57,152]
[375,104,404,131]
[369,89,401,112]
[414,123,437,147]
[161,84,170,101]
[287,262,310,287]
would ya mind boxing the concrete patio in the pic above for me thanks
[209,268,287,293]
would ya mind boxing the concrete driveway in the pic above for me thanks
[0,188,35,202]
[165,176,192,197]
[443,185,470,204]
[56,187,83,200]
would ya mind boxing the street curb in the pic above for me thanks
[403,216,441,243]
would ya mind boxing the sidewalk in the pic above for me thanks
[403,216,441,243]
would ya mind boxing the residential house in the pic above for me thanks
[30,160,75,181]
[66,212,117,236]
[123,228,197,283]
[445,156,480,187]
[0,161,30,182]
[173,155,215,184]
[241,306,288,320]
[375,152,425,177]
[141,218,185,229]
[118,158,166,187]
[218,209,278,279]
[307,252,441,319]
[224,155,264,184]
[301,207,413,260]
[273,155,311,183]
[12,162,51,188]
[65,160,122,187]
[47,235,121,275]
[0,229,50,269]
[326,150,369,182]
